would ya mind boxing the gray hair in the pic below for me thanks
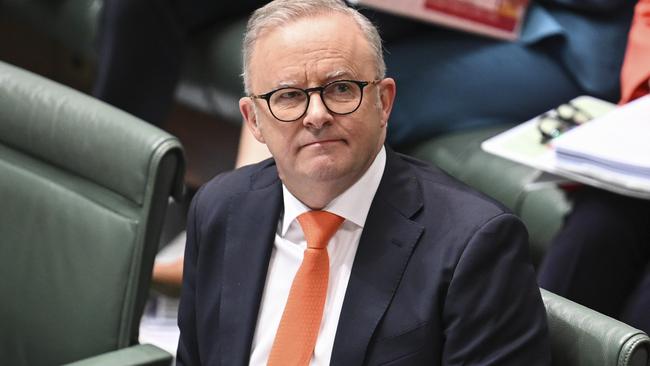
[242,0,386,94]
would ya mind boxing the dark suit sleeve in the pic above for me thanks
[176,188,203,366]
[441,213,551,365]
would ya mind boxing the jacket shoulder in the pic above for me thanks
[191,158,278,214]
[399,153,512,222]
[199,158,276,196]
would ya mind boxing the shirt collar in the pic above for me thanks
[281,146,386,235]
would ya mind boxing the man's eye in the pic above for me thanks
[278,90,301,99]
[333,83,351,93]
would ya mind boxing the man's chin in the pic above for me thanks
[299,161,348,183]
[305,167,344,182]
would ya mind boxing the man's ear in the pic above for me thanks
[239,97,266,144]
[378,77,396,127]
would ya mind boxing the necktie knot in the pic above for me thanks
[297,210,344,249]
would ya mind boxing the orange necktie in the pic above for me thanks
[267,211,344,366]
[620,0,650,104]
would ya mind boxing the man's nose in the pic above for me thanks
[302,92,333,128]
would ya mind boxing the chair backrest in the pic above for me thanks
[0,61,185,365]
[541,289,650,366]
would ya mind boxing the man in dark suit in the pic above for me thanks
[176,0,550,364]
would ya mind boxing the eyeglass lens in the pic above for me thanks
[269,81,363,121]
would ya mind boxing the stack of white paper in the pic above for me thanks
[553,95,650,192]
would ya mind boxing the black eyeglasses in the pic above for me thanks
[537,102,593,143]
[249,79,381,122]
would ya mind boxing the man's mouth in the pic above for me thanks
[301,139,344,148]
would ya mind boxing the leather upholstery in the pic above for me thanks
[541,289,650,366]
[0,61,184,204]
[64,344,174,366]
[0,60,182,365]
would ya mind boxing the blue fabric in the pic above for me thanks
[525,2,634,96]
[383,1,634,147]
[385,27,581,146]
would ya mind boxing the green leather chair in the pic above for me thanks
[541,289,650,366]
[0,60,184,365]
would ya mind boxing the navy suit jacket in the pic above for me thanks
[177,149,550,365]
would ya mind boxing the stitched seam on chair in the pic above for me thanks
[120,137,180,346]
[142,137,181,206]
[0,151,140,218]
[621,335,639,363]
[120,141,161,347]
[620,334,648,364]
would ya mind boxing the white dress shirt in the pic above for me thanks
[249,147,386,366]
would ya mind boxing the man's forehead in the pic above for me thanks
[250,14,373,87]
[260,61,366,91]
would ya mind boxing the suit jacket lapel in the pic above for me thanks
[218,162,283,366]
[331,149,425,365]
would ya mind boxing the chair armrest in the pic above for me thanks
[62,344,172,366]
[541,289,650,366]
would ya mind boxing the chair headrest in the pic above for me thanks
[0,61,185,204]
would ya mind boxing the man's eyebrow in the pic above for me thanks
[271,71,354,89]
[275,80,300,88]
